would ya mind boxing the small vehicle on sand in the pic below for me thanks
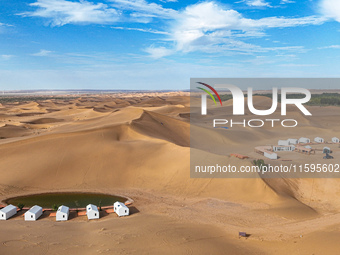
[323,152,334,159]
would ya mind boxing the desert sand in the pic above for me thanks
[0,92,340,254]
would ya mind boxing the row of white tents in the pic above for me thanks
[278,137,340,146]
[263,136,340,159]
[0,201,129,221]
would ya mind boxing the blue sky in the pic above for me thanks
[0,0,340,90]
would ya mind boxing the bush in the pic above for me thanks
[17,203,25,211]
[52,204,58,211]
[252,159,268,172]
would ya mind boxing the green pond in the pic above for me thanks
[5,192,126,208]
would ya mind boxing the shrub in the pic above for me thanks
[17,203,25,211]
[252,159,268,172]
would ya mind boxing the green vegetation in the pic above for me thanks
[258,93,340,106]
[0,96,78,104]
[252,159,268,172]
[216,93,340,106]
[217,94,233,102]
[99,200,102,211]
[52,204,59,211]
[308,93,340,106]
[6,192,126,208]
[17,203,24,211]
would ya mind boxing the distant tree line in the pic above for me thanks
[215,93,340,106]
[0,96,78,103]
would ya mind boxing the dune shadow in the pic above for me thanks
[99,210,111,218]
[239,232,251,238]
[39,211,52,220]
[10,210,25,220]
[68,211,78,220]
[129,206,140,215]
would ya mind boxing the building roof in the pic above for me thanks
[27,205,42,214]
[86,204,98,211]
[114,201,128,209]
[57,205,69,214]
[0,204,16,213]
[255,146,275,154]
[295,145,313,152]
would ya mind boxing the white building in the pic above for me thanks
[0,204,17,220]
[264,151,278,160]
[86,204,99,220]
[314,137,324,143]
[273,145,295,152]
[323,147,331,153]
[278,140,290,146]
[56,205,69,221]
[114,202,129,217]
[299,137,310,144]
[25,205,43,221]
[287,138,298,145]
[332,137,339,143]
[305,145,312,149]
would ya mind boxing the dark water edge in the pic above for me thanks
[4,192,126,208]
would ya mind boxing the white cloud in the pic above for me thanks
[0,22,14,33]
[280,0,295,4]
[279,63,318,67]
[31,49,53,56]
[144,46,174,58]
[320,0,340,22]
[163,2,325,55]
[242,56,276,65]
[159,0,178,2]
[21,0,330,58]
[318,45,340,49]
[1,55,14,60]
[253,16,326,28]
[244,0,271,7]
[109,0,178,20]
[22,0,178,26]
[112,26,169,34]
[0,23,14,27]
[20,0,120,26]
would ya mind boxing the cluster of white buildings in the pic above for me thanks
[257,136,340,160]
[0,201,129,221]
[277,136,339,147]
[276,136,340,151]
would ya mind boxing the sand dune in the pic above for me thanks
[131,111,190,147]
[0,124,32,139]
[0,94,339,254]
[25,118,64,124]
